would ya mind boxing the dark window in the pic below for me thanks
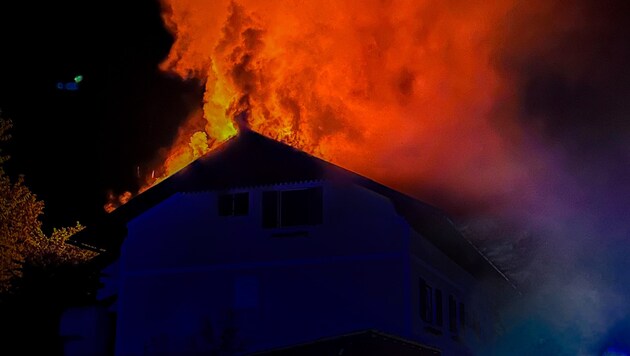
[233,192,249,215]
[419,279,433,323]
[449,295,458,333]
[459,302,466,329]
[262,187,323,228]
[435,289,443,327]
[281,189,310,226]
[218,192,249,216]
[218,194,232,216]
[262,191,278,227]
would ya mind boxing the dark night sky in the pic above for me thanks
[0,0,202,230]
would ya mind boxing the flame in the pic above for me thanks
[107,0,559,212]
[104,191,132,213]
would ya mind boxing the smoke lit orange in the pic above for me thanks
[107,0,546,212]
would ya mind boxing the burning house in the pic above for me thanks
[65,128,516,355]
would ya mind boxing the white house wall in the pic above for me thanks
[112,182,411,355]
[410,229,497,354]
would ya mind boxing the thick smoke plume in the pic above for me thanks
[157,0,528,207]
[153,0,630,353]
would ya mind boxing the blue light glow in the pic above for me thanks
[603,347,629,356]
[64,82,78,91]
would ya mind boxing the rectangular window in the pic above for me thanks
[435,289,443,327]
[419,279,433,323]
[262,191,278,228]
[449,295,458,333]
[262,187,323,228]
[218,192,249,216]
[459,302,466,329]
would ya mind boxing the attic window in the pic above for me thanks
[218,192,249,216]
[262,187,323,228]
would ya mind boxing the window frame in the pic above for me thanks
[449,294,458,333]
[419,278,433,323]
[218,192,250,217]
[435,289,443,327]
[262,186,323,229]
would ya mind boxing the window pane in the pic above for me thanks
[449,295,458,333]
[419,279,432,323]
[264,187,323,228]
[218,194,233,216]
[459,302,466,329]
[308,187,323,224]
[435,289,443,327]
[262,191,278,228]
[281,189,311,227]
[233,192,249,216]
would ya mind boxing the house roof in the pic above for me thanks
[249,329,442,356]
[69,128,515,290]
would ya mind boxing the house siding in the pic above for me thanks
[409,230,499,354]
[112,182,410,355]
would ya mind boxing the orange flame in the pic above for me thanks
[104,191,132,213]
[107,0,566,212]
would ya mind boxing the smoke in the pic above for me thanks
[473,0,630,353]
[157,0,531,201]
[155,0,630,352]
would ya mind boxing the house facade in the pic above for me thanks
[66,130,515,355]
